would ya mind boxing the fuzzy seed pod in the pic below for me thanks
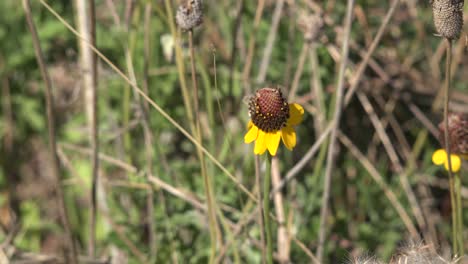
[176,0,203,31]
[297,12,324,43]
[438,112,468,155]
[431,0,464,39]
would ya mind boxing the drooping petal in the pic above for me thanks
[281,126,297,150]
[444,154,462,173]
[265,130,281,156]
[287,103,304,126]
[254,130,267,155]
[432,149,447,165]
[244,124,259,144]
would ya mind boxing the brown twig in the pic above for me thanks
[22,1,77,262]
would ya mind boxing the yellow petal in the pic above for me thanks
[265,130,281,156]
[254,130,267,155]
[247,120,253,129]
[444,154,462,173]
[287,103,304,126]
[244,124,258,144]
[432,149,447,165]
[281,126,296,151]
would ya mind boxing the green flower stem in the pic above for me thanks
[454,173,464,256]
[264,156,273,264]
[449,175,458,255]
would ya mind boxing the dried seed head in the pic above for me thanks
[249,88,289,132]
[438,112,468,155]
[176,0,203,31]
[297,12,324,43]
[391,241,447,264]
[431,0,464,39]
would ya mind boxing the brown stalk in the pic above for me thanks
[271,157,290,263]
[22,1,77,263]
[76,0,99,256]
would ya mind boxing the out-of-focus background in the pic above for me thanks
[0,0,467,263]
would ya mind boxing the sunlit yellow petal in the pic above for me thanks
[247,120,253,129]
[444,154,462,173]
[287,103,304,126]
[432,149,447,165]
[244,124,259,144]
[265,130,281,156]
[254,130,267,155]
[281,126,296,151]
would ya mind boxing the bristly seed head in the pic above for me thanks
[438,112,468,155]
[249,88,289,132]
[297,12,324,43]
[176,0,203,31]
[431,0,464,39]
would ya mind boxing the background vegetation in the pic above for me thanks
[0,0,467,263]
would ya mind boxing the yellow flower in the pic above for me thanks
[432,149,462,173]
[244,88,304,156]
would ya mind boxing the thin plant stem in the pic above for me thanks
[188,29,220,262]
[316,0,355,261]
[271,156,289,263]
[255,155,266,264]
[88,0,99,257]
[142,3,156,260]
[22,1,77,263]
[263,156,273,264]
[163,0,196,135]
[242,0,265,93]
[256,0,285,84]
[288,42,309,100]
[455,173,464,256]
[443,38,458,256]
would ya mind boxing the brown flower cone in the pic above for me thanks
[438,112,468,155]
[249,88,289,132]
[431,0,464,39]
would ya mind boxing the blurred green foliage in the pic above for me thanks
[0,0,467,263]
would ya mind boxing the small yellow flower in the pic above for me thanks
[432,149,462,173]
[244,88,304,156]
